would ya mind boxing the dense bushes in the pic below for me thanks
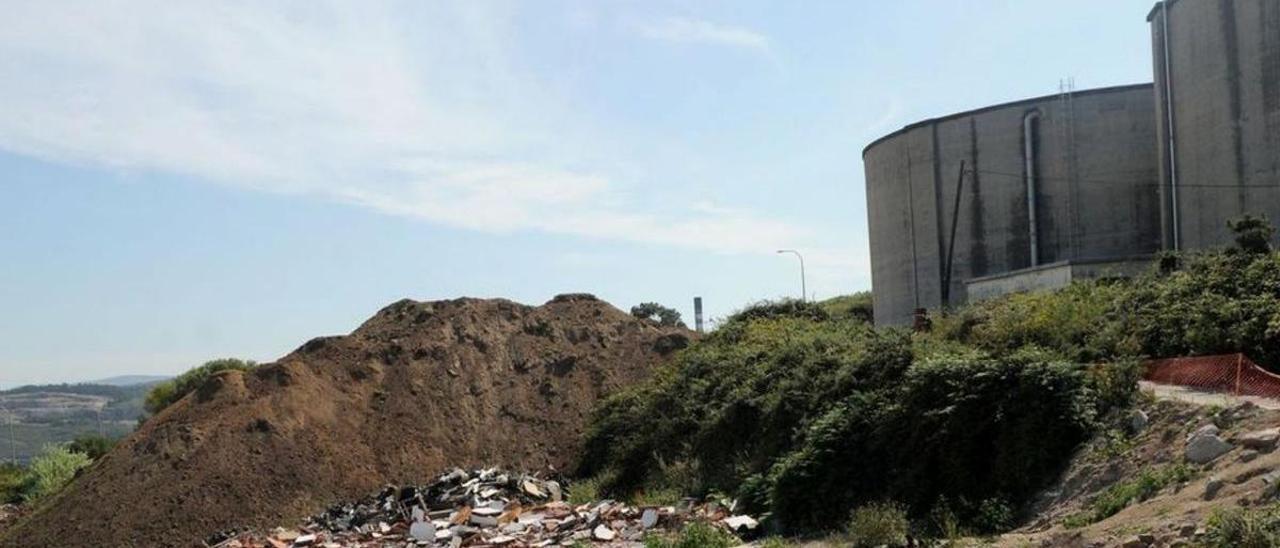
[579,302,1117,534]
[581,237,1280,537]
[144,358,257,415]
[1123,251,1280,370]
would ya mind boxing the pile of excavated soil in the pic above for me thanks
[2,295,689,548]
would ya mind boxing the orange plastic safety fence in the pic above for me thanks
[1143,353,1280,399]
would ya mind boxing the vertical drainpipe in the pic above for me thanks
[1161,0,1181,250]
[1023,110,1042,267]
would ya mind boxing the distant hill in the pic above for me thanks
[87,374,170,387]
[0,381,154,463]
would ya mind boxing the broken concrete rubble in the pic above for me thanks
[209,468,755,547]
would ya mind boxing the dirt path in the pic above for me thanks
[1140,380,1280,410]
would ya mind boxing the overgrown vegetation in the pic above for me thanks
[936,216,1280,371]
[642,522,739,548]
[1202,504,1280,547]
[580,299,1120,534]
[580,217,1280,538]
[144,358,257,415]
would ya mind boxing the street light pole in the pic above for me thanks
[776,249,807,302]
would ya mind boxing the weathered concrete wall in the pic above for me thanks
[966,257,1152,303]
[864,85,1161,326]
[1151,0,1280,250]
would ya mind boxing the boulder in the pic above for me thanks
[1203,477,1224,500]
[1239,428,1280,451]
[1186,433,1232,464]
[1188,424,1220,442]
[1128,410,1150,434]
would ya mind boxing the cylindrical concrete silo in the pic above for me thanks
[1150,0,1280,250]
[863,85,1162,326]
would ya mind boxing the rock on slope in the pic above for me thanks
[2,295,689,548]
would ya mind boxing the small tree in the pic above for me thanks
[630,302,686,328]
[1228,214,1274,254]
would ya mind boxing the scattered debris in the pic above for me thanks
[209,468,754,547]
[4,296,692,548]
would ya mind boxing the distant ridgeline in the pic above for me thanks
[0,379,163,463]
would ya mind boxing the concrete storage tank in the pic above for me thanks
[1150,0,1280,250]
[863,85,1162,326]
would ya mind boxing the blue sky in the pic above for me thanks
[0,0,1156,386]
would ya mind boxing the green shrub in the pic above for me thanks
[567,475,606,506]
[67,433,117,460]
[1202,505,1280,548]
[23,444,92,502]
[643,522,739,548]
[847,502,909,548]
[0,463,26,503]
[145,358,257,415]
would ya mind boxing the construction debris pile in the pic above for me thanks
[209,468,760,548]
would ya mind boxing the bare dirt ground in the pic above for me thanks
[1139,380,1280,410]
[993,389,1280,547]
[1,295,689,548]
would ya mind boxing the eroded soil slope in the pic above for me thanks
[2,295,688,548]
[1000,393,1280,547]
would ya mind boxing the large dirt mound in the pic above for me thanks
[3,295,689,548]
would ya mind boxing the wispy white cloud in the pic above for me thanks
[635,16,771,52]
[0,1,805,255]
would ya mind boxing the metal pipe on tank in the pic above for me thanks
[1161,1,1180,250]
[1023,110,1041,266]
